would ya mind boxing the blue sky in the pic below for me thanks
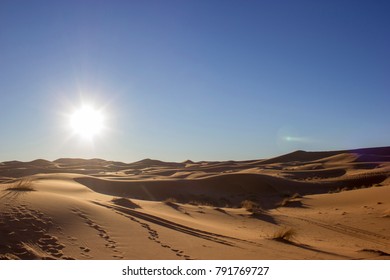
[0,0,389,162]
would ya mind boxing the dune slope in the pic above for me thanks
[1,147,389,259]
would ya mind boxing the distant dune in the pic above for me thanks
[1,147,389,259]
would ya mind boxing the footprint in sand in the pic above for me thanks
[0,206,71,260]
[103,205,193,260]
[79,246,90,253]
[72,208,124,259]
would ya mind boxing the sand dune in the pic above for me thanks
[1,147,389,259]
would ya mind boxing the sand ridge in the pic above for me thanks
[1,147,389,259]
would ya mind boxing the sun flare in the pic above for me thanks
[70,105,104,140]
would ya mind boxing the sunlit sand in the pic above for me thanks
[1,147,389,260]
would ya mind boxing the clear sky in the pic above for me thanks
[0,0,389,162]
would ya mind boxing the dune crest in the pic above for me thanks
[1,147,389,259]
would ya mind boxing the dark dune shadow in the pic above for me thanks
[278,199,308,209]
[111,197,141,209]
[163,201,192,216]
[164,201,181,211]
[214,207,233,216]
[250,211,279,225]
[282,168,347,180]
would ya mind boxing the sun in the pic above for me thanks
[70,105,105,140]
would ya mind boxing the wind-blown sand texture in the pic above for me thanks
[1,147,389,260]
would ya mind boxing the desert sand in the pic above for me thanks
[1,147,389,260]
